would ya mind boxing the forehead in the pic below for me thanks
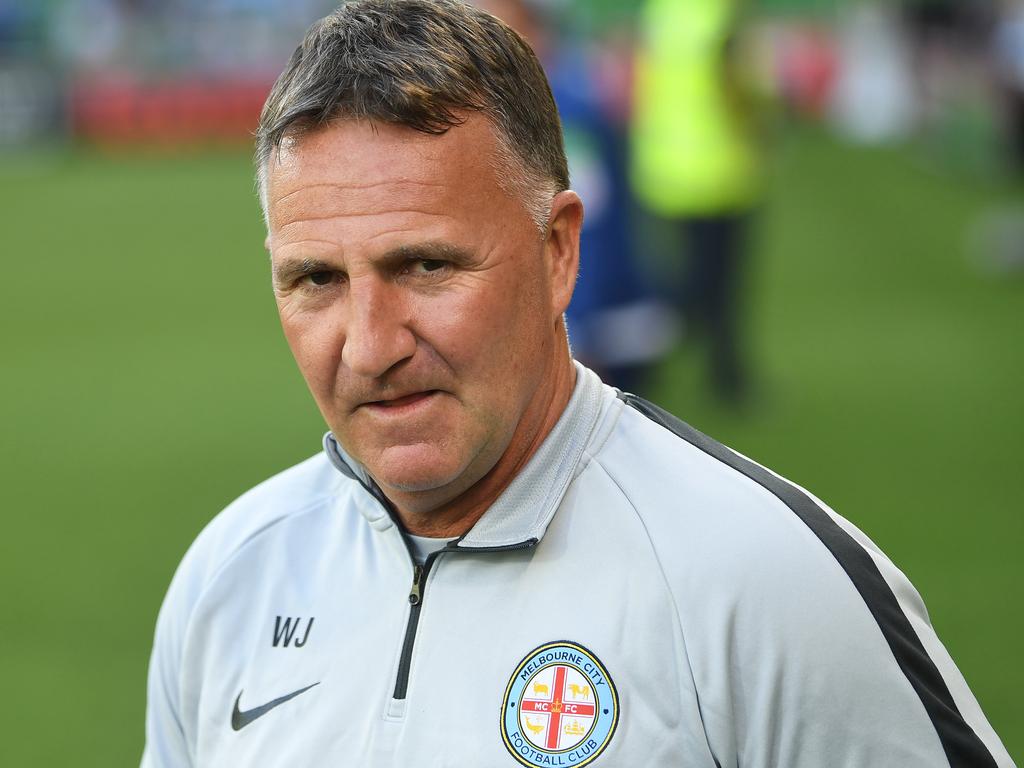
[264,116,511,233]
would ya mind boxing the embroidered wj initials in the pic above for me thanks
[273,616,314,648]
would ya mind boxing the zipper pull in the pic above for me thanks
[409,564,423,605]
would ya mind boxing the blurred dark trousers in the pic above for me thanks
[677,213,750,401]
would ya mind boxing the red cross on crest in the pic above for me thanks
[519,665,597,750]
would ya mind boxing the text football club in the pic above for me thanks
[501,641,618,767]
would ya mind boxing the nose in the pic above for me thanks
[341,276,417,378]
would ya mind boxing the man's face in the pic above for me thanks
[265,117,572,510]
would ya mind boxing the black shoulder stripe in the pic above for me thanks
[619,393,997,768]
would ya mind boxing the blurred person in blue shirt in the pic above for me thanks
[995,0,1024,172]
[474,0,675,396]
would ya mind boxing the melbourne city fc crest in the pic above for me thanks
[501,641,618,767]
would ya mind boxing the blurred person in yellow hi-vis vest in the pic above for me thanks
[631,0,761,404]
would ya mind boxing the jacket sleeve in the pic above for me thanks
[606,403,1015,768]
[138,453,337,767]
[610,397,1013,767]
[677,485,1014,768]
[140,565,194,768]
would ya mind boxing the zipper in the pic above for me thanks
[344,464,540,702]
[391,538,538,701]
[392,553,436,700]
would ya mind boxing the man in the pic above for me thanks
[142,2,1013,766]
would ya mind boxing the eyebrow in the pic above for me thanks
[383,242,474,268]
[272,242,475,285]
[272,256,332,286]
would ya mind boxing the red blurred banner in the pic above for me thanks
[69,77,272,144]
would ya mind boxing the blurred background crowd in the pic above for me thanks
[0,0,1021,764]
[3,0,1024,401]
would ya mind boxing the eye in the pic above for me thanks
[410,258,447,274]
[295,270,339,290]
[307,271,334,286]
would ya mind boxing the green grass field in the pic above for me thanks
[1,129,1020,764]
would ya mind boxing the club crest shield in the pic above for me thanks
[500,641,618,767]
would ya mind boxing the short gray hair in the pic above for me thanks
[255,0,569,231]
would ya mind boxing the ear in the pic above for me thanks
[543,190,584,319]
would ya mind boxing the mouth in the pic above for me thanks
[361,390,440,412]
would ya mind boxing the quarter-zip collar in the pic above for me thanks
[323,361,607,548]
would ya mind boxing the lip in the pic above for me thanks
[360,390,440,415]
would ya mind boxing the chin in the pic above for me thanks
[369,444,472,495]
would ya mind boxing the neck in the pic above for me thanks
[392,352,577,538]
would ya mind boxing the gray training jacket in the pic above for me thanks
[142,364,1013,767]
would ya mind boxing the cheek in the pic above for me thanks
[413,305,489,380]
[413,275,548,388]
[278,302,343,397]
